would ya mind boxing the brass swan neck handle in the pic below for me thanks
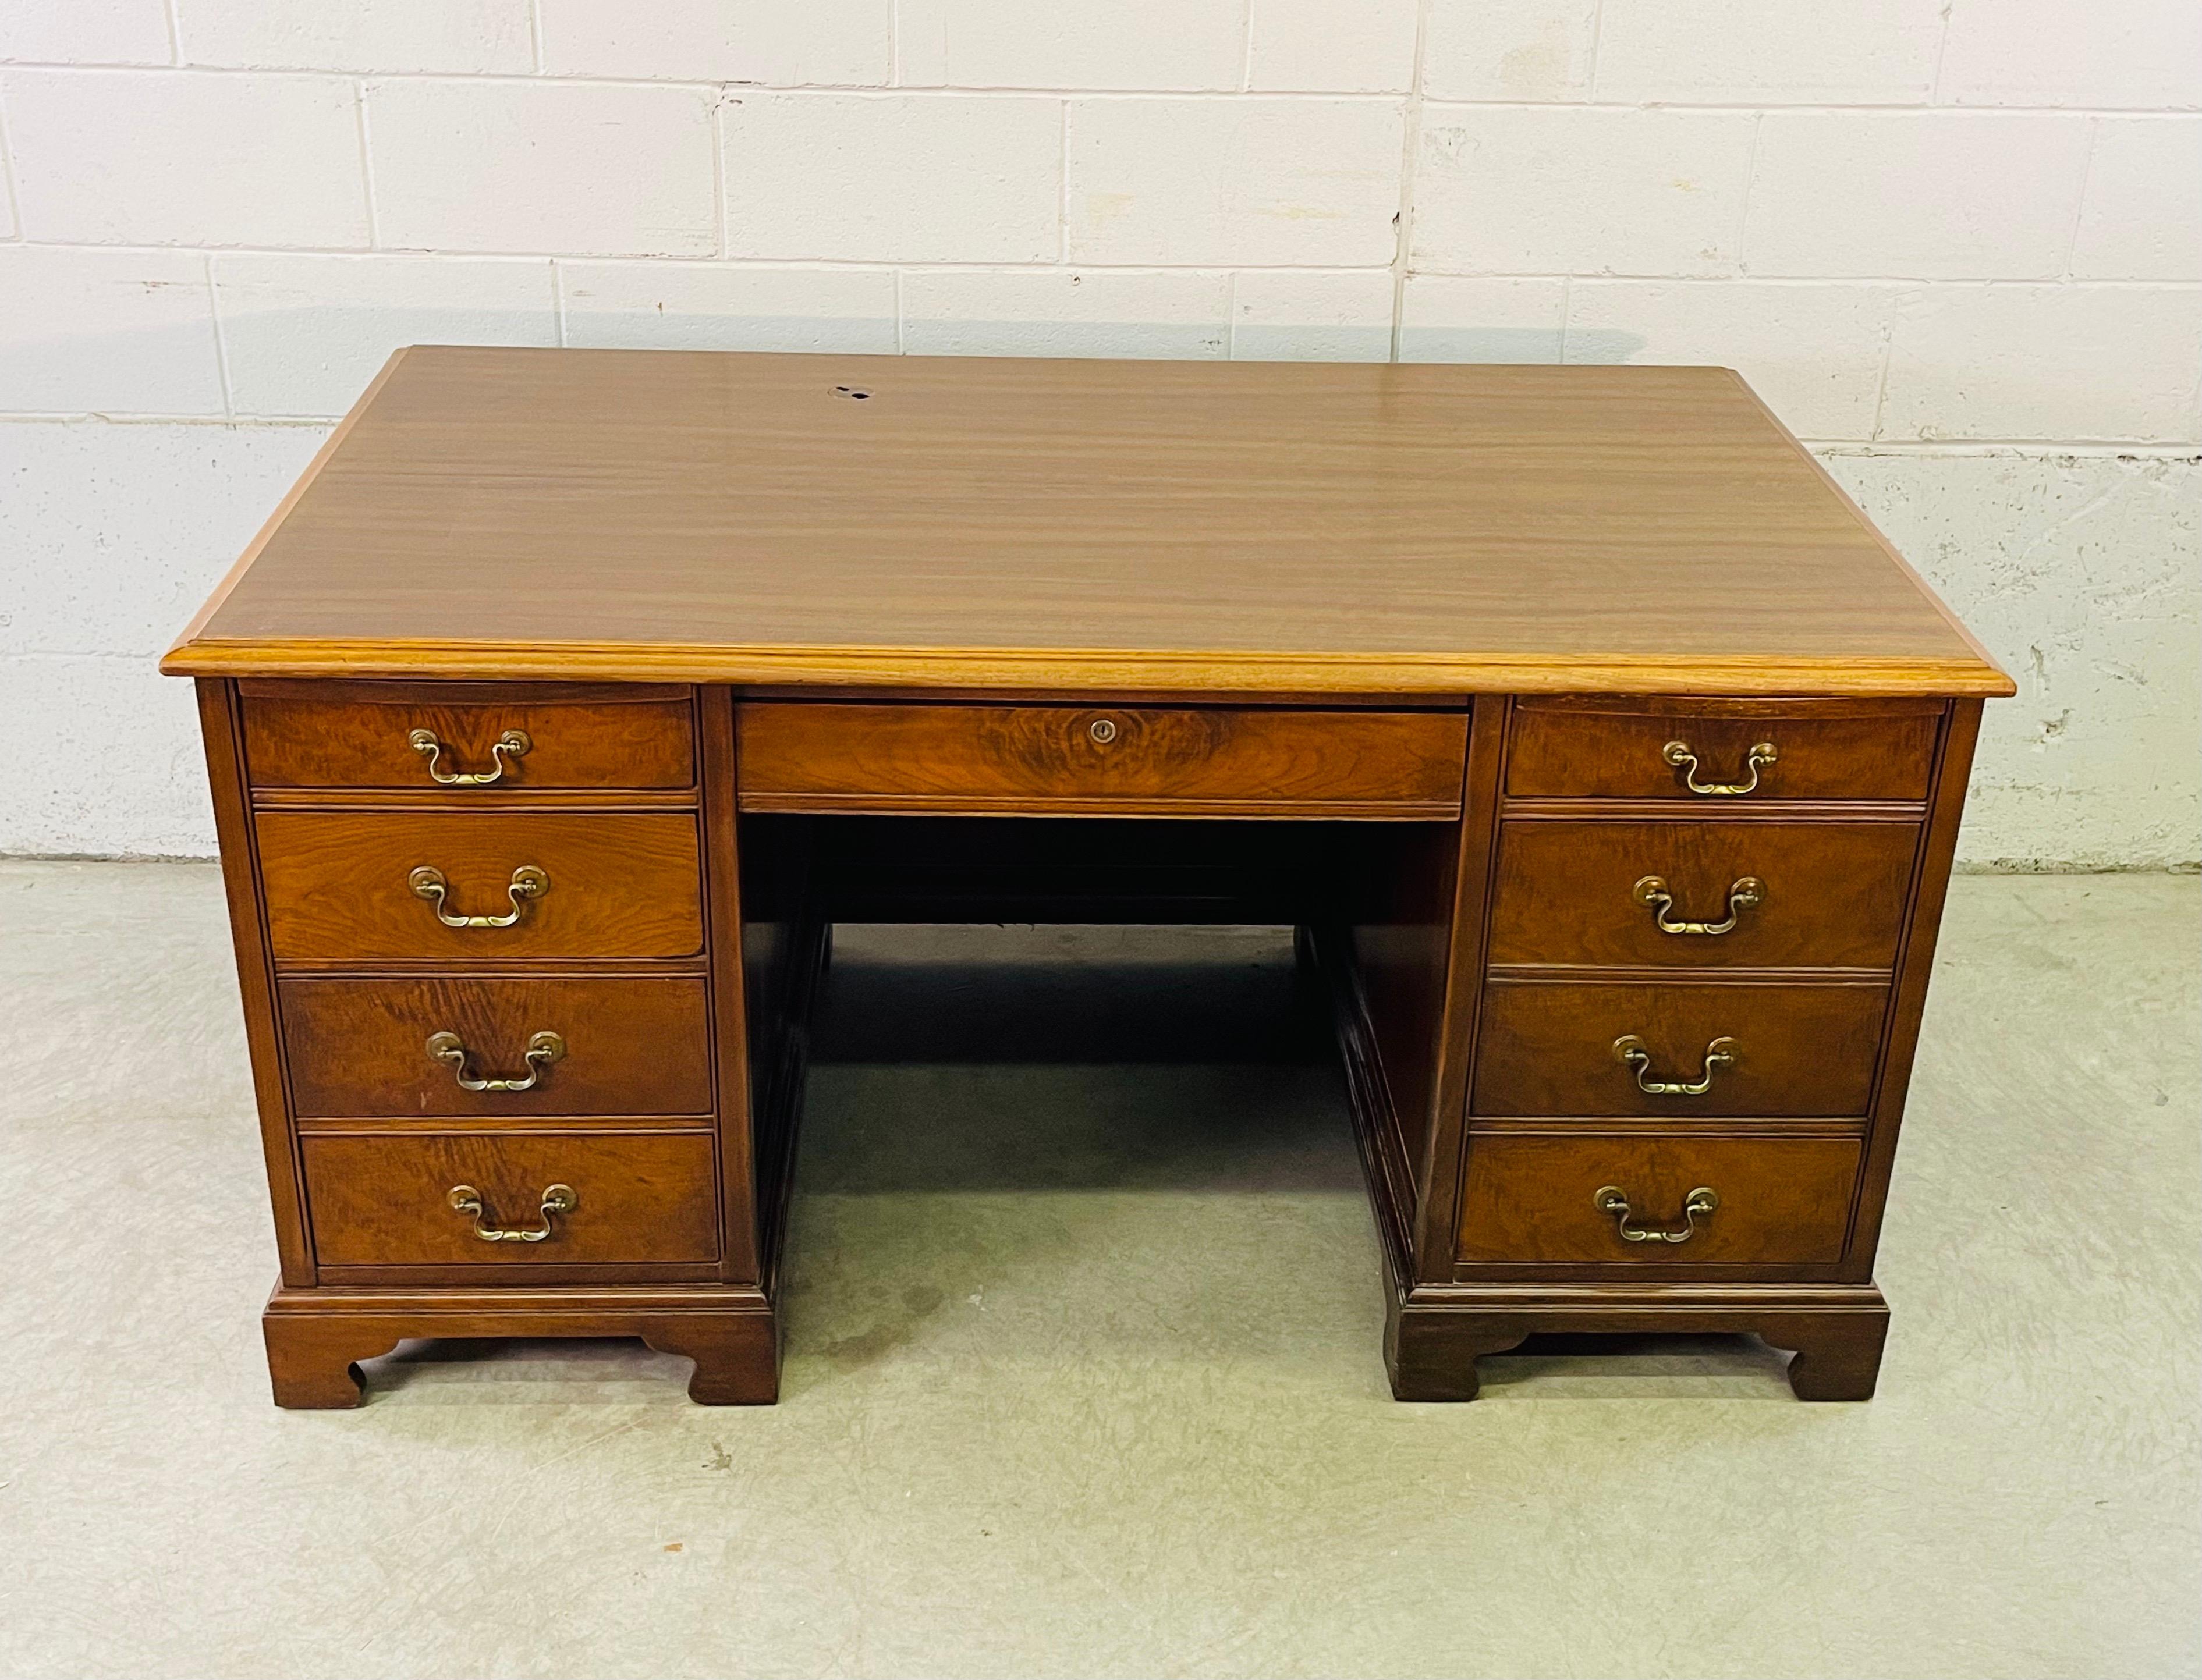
[426,1030,564,1092]
[408,864,548,929]
[1594,1184,1719,1245]
[409,727,531,786]
[1614,1034,1737,1096]
[446,1183,576,1243]
[1662,738,1777,797]
[1633,875,1764,936]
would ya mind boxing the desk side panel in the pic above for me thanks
[1334,701,1503,1287]
[197,677,315,1286]
[1844,698,1983,1274]
[700,690,760,1284]
[731,811,822,1300]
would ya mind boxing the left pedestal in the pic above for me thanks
[195,679,804,1409]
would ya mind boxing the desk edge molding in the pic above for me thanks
[159,637,2019,698]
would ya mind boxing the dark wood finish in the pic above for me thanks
[196,679,315,1287]
[1472,978,1888,1118]
[1453,1132,1863,1264]
[168,354,2006,1408]
[300,1131,720,1268]
[737,701,1468,818]
[261,1284,778,1407]
[1412,701,1509,1280]
[1845,699,1984,1275]
[699,688,763,1285]
[280,975,711,1118]
[240,681,696,789]
[1382,1283,1890,1401]
[255,810,703,962]
[749,912,831,1297]
[1507,696,1942,801]
[1382,1309,1528,1403]
[162,350,2012,699]
[1768,1311,1891,1400]
[1487,818,1919,972]
[1314,923,1419,1281]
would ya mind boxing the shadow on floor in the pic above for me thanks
[800,924,1357,1195]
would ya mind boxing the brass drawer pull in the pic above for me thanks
[407,864,548,928]
[409,727,530,786]
[446,1182,576,1243]
[1614,1033,1736,1096]
[1663,738,1777,796]
[425,1029,565,1092]
[1632,874,1764,935]
[1594,1184,1719,1244]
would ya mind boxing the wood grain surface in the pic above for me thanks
[1506,696,1943,800]
[1454,1132,1863,1264]
[1472,978,1888,1117]
[1487,818,1919,971]
[256,809,703,962]
[280,975,712,1117]
[300,1131,720,1267]
[736,701,1467,816]
[241,681,695,789]
[161,349,2013,697]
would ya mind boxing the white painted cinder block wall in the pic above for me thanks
[1,0,2196,866]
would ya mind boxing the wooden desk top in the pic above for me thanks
[164,346,2010,697]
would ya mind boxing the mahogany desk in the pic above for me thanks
[163,347,2013,1407]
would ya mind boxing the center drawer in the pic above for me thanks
[281,975,712,1118]
[735,702,1467,818]
[255,811,703,962]
[301,1130,721,1269]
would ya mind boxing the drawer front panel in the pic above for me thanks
[257,811,703,962]
[1456,1132,1861,1265]
[1508,699,1940,802]
[242,684,695,790]
[281,975,712,1118]
[1473,980,1886,1118]
[302,1131,719,1267]
[1488,819,1918,971]
[737,702,1467,817]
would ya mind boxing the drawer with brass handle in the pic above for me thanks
[1472,979,1887,1118]
[736,701,1469,818]
[1455,1132,1863,1265]
[279,976,712,1118]
[254,811,703,962]
[239,680,696,790]
[300,1131,720,1269]
[1505,697,1941,802]
[1488,819,1919,971]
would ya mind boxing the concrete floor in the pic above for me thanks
[0,862,2194,1679]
